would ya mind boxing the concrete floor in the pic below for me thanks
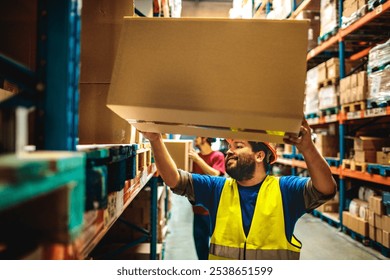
[163,193,389,260]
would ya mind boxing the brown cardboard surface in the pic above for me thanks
[79,83,133,144]
[80,0,134,83]
[107,18,309,143]
[163,140,193,172]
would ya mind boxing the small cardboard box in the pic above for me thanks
[369,196,384,216]
[383,231,390,248]
[357,71,367,87]
[376,151,390,165]
[354,150,377,163]
[316,200,339,213]
[354,137,390,151]
[107,18,310,143]
[163,140,193,172]
[374,214,383,229]
[383,215,390,232]
[368,209,375,226]
[376,228,383,244]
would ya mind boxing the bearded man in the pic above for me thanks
[141,119,336,260]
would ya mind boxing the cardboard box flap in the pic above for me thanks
[107,18,309,143]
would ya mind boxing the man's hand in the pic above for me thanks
[189,148,202,163]
[139,131,162,142]
[283,118,313,153]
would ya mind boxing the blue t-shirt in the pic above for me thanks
[191,174,309,241]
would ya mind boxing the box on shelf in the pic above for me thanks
[319,85,339,110]
[314,134,338,157]
[343,211,369,236]
[369,195,384,216]
[296,10,320,51]
[376,150,390,165]
[376,228,383,244]
[354,137,390,152]
[79,84,134,144]
[107,18,310,144]
[163,140,193,172]
[354,150,376,163]
[383,231,390,249]
[369,225,375,240]
[383,215,390,232]
[316,200,339,212]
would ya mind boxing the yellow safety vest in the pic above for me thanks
[209,176,301,260]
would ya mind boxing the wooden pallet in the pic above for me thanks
[319,107,339,117]
[342,159,367,172]
[367,164,390,176]
[341,101,366,113]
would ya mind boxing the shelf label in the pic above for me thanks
[325,114,337,122]
[365,107,387,117]
[346,111,361,120]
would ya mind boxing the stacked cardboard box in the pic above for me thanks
[376,147,390,165]
[340,71,368,105]
[320,0,338,37]
[354,137,390,163]
[368,195,390,248]
[304,67,319,115]
[319,85,339,110]
[296,10,320,51]
[343,211,369,236]
[79,0,137,145]
[343,0,366,18]
[314,134,338,157]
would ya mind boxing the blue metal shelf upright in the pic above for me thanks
[0,0,81,151]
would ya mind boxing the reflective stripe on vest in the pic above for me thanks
[209,176,301,260]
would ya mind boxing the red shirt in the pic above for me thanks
[192,151,226,176]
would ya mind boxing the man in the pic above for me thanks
[189,137,225,260]
[141,119,336,259]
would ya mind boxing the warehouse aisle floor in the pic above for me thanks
[163,194,388,260]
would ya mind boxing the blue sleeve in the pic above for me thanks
[191,173,226,215]
[280,176,309,241]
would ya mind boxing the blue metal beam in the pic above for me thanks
[36,0,81,151]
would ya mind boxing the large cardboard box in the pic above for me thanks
[107,18,309,143]
[80,0,134,83]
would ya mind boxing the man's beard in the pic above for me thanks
[225,153,256,181]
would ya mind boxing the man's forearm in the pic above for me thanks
[149,137,180,188]
[302,145,337,195]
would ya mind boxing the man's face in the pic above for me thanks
[225,140,256,181]
[194,137,203,148]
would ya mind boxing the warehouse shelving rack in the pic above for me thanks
[0,0,162,260]
[276,0,390,255]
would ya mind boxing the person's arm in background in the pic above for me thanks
[189,148,221,176]
[141,132,180,188]
[283,118,337,195]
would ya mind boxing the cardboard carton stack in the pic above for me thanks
[304,67,319,116]
[314,134,338,157]
[79,0,139,145]
[367,40,390,106]
[340,71,368,105]
[354,136,390,163]
[376,147,390,165]
[368,195,390,248]
[320,0,338,38]
[342,0,368,28]
[296,10,321,51]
